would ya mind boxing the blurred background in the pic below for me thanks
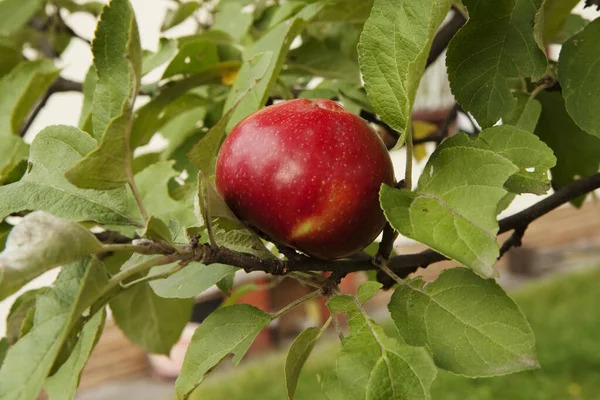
[2,1,600,399]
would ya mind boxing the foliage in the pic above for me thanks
[0,0,599,399]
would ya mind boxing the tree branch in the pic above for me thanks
[426,7,467,68]
[93,172,600,283]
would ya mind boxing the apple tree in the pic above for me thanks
[1,0,600,399]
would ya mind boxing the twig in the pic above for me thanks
[426,7,467,68]
[412,103,459,145]
[498,225,527,259]
[405,118,414,189]
[270,290,320,320]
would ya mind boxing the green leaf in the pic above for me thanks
[0,338,7,368]
[175,304,271,399]
[187,90,252,176]
[542,0,580,43]
[212,2,253,42]
[78,66,97,135]
[162,39,219,79]
[503,93,542,133]
[6,289,45,345]
[324,295,437,400]
[142,216,174,244]
[53,0,103,16]
[130,160,197,227]
[0,0,43,35]
[285,326,324,400]
[551,14,589,44]
[0,43,22,78]
[559,18,600,138]
[389,268,538,376]
[359,0,452,147]
[161,1,200,32]
[0,125,134,225]
[44,310,105,400]
[435,126,556,195]
[0,135,28,185]
[287,38,360,84]
[357,281,383,304]
[0,211,103,300]
[142,38,178,76]
[150,262,237,298]
[535,91,600,206]
[110,273,192,355]
[380,141,519,278]
[312,0,374,23]
[446,0,547,128]
[0,257,108,400]
[0,60,60,137]
[65,0,142,189]
[130,61,240,148]
[223,3,323,130]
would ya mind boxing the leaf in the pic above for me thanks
[110,275,193,355]
[187,86,257,176]
[435,126,556,195]
[446,0,547,128]
[0,135,28,185]
[380,142,519,278]
[44,310,105,400]
[0,338,7,368]
[211,2,253,42]
[542,0,580,43]
[142,38,178,76]
[161,1,200,32]
[389,267,539,377]
[285,327,323,400]
[559,18,600,138]
[130,61,240,148]
[503,93,542,133]
[287,38,361,84]
[0,257,108,400]
[0,60,60,137]
[357,281,383,304]
[175,304,271,399]
[535,91,600,206]
[162,39,219,79]
[223,3,323,130]
[0,0,43,35]
[150,262,237,298]
[551,14,589,44]
[0,211,103,300]
[130,160,197,227]
[142,216,174,244]
[65,0,142,189]
[0,43,22,78]
[324,295,437,400]
[312,0,374,23]
[0,125,134,225]
[6,288,46,345]
[359,0,452,146]
[78,66,97,135]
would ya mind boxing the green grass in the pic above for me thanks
[190,266,600,400]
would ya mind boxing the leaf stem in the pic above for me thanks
[120,261,185,289]
[99,243,154,254]
[529,83,550,100]
[89,254,183,316]
[405,117,414,190]
[127,179,149,222]
[270,290,320,320]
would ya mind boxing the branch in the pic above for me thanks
[426,7,467,68]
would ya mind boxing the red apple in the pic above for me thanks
[215,98,395,259]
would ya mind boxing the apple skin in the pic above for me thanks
[215,98,395,259]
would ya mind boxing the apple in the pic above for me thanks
[215,98,395,259]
